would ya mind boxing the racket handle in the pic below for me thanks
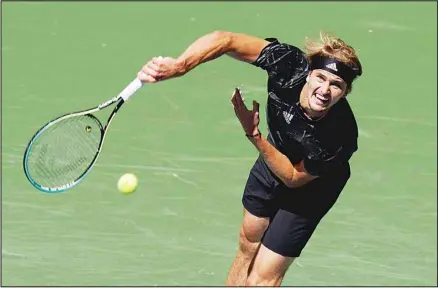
[118,73,147,102]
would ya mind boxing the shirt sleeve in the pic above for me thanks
[251,38,308,77]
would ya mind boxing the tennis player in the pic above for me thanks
[138,31,362,286]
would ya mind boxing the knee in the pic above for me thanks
[238,227,260,258]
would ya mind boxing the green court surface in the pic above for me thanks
[2,2,437,286]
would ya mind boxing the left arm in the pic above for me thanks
[231,88,317,188]
[247,135,317,188]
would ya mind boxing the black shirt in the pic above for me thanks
[251,38,358,177]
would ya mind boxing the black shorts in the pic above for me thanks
[242,155,351,257]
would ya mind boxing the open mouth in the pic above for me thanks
[311,93,330,107]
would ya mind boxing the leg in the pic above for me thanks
[226,208,269,286]
[246,244,294,286]
[246,209,320,286]
[227,154,279,285]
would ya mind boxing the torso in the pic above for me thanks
[253,38,358,176]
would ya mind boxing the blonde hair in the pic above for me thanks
[304,31,362,91]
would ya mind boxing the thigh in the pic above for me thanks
[249,243,295,284]
[241,208,270,243]
[262,209,320,258]
[236,208,270,258]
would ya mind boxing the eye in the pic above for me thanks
[331,82,343,89]
[316,75,324,82]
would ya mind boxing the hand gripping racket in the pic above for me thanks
[23,74,146,193]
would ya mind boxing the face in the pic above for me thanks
[300,69,348,117]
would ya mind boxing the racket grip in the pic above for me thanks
[118,73,147,102]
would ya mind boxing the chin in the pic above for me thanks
[309,103,328,113]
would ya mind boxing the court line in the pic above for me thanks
[94,163,199,173]
[333,254,393,269]
[171,172,199,188]
[81,246,137,257]
[125,220,157,237]
[159,243,231,258]
[357,115,436,127]
[171,156,255,163]
[2,143,28,149]
[361,21,416,32]
[160,157,182,168]
[1,152,23,159]
[2,249,30,258]
[156,196,192,200]
[358,129,371,138]
[2,105,23,109]
[161,94,180,110]
[2,201,72,217]
[238,85,267,94]
[367,147,434,157]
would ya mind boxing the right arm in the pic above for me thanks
[138,31,270,82]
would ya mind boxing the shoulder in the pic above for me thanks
[331,98,358,138]
[252,38,309,71]
[314,99,359,155]
[303,101,358,176]
[321,98,359,158]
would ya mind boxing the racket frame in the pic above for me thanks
[23,76,144,193]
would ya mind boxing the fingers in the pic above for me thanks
[137,71,157,83]
[235,88,245,102]
[141,60,160,78]
[230,88,239,106]
[138,56,165,83]
[231,89,261,135]
[252,100,259,112]
[252,100,260,125]
[231,88,247,111]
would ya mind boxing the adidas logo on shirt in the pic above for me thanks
[326,63,338,71]
[283,111,294,124]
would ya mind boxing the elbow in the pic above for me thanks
[283,173,319,189]
[211,30,233,50]
[211,30,232,38]
[284,178,296,188]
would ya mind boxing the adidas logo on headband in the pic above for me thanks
[326,63,338,71]
[310,55,362,84]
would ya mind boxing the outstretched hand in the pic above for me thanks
[231,88,260,136]
[137,56,184,83]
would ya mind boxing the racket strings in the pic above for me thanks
[35,122,86,184]
[29,121,79,185]
[26,115,102,188]
[31,118,99,186]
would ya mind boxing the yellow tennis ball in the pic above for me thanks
[117,173,138,194]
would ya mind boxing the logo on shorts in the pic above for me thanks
[326,63,338,71]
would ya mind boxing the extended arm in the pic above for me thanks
[139,31,270,82]
[177,31,270,69]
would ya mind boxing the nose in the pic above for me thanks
[319,81,330,95]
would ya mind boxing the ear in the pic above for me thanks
[342,89,349,98]
[343,86,352,98]
[306,71,311,83]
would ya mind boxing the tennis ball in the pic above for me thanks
[117,173,138,194]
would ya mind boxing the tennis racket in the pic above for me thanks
[23,73,147,193]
